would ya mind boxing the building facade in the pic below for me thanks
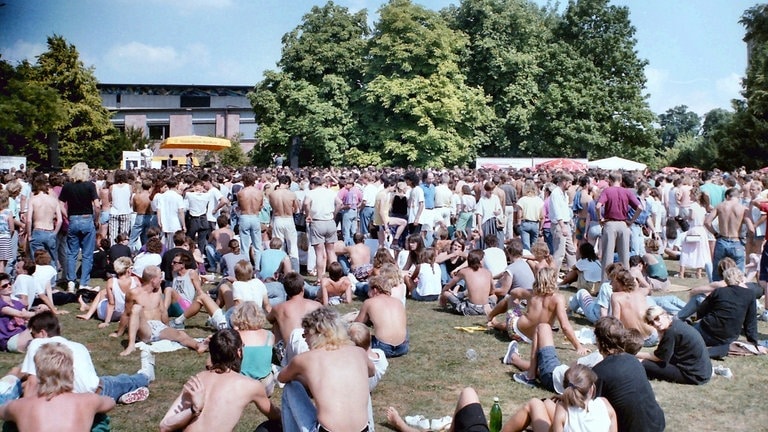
[98,83,257,156]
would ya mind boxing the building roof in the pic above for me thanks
[98,83,251,97]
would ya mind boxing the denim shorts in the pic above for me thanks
[536,345,561,393]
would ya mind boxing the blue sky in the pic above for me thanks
[0,0,756,116]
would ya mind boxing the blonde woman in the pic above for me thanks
[77,256,139,328]
[230,302,276,396]
[59,162,100,291]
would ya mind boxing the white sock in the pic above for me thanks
[174,315,186,324]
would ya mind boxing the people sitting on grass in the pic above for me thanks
[354,275,409,358]
[592,316,666,432]
[0,342,116,432]
[493,239,535,300]
[386,387,486,432]
[487,268,588,359]
[609,269,659,347]
[692,266,759,359]
[278,307,374,432]
[77,256,139,328]
[405,248,442,301]
[0,272,35,353]
[266,272,322,367]
[636,306,711,385]
[440,249,495,316]
[320,261,353,306]
[166,254,228,331]
[118,266,207,356]
[559,242,602,294]
[502,364,618,432]
[568,262,624,324]
[229,302,276,396]
[159,329,280,432]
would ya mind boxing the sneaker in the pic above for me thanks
[503,341,518,365]
[138,350,156,382]
[759,310,768,322]
[67,281,76,293]
[713,365,733,379]
[169,319,185,330]
[430,416,452,431]
[118,386,149,404]
[417,418,430,430]
[513,372,536,388]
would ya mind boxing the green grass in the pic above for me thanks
[3,261,768,431]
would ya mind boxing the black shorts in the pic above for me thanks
[453,403,489,432]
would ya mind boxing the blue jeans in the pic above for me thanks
[205,244,222,272]
[542,228,553,254]
[651,295,686,315]
[239,214,262,257]
[129,214,156,252]
[372,334,409,358]
[519,221,539,251]
[629,224,646,256]
[711,238,745,281]
[359,207,374,237]
[99,373,149,401]
[676,294,705,321]
[67,215,96,287]
[281,381,318,432]
[569,289,602,324]
[265,281,287,306]
[30,229,57,271]
[341,209,358,246]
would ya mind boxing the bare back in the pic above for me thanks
[716,199,748,237]
[29,192,61,231]
[611,291,654,338]
[269,187,298,217]
[461,267,494,305]
[132,190,151,214]
[517,293,564,339]
[2,393,114,432]
[175,371,272,432]
[347,243,372,268]
[269,297,321,344]
[357,295,407,345]
[237,186,263,215]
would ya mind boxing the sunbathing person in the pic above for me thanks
[118,266,206,356]
[568,263,624,324]
[266,272,322,366]
[159,329,280,432]
[440,249,495,316]
[320,262,353,305]
[487,268,587,357]
[0,342,115,432]
[77,257,139,328]
[610,269,658,347]
[354,275,409,357]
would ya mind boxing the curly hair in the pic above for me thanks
[35,342,74,399]
[229,302,267,331]
[69,162,91,182]
[533,267,557,296]
[301,307,352,350]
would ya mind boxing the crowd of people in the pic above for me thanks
[0,161,766,431]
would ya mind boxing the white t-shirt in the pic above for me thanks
[408,186,425,224]
[482,247,508,277]
[305,187,338,220]
[32,264,57,287]
[21,336,100,393]
[232,279,268,308]
[12,274,44,310]
[415,263,442,297]
[133,252,162,278]
[157,190,186,233]
[369,348,389,391]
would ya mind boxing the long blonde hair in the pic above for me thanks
[69,162,91,182]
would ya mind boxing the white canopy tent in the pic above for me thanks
[587,156,646,171]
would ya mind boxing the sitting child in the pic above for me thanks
[320,262,353,305]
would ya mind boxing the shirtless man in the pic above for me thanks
[159,329,280,432]
[119,265,206,356]
[610,269,658,347]
[355,275,409,357]
[266,272,322,366]
[237,172,264,266]
[338,233,373,282]
[487,268,587,356]
[706,187,755,280]
[97,178,111,245]
[206,214,235,273]
[440,249,495,316]
[0,342,115,432]
[129,178,154,252]
[279,307,374,432]
[27,176,63,272]
[269,174,300,270]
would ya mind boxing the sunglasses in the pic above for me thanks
[172,261,183,265]
[0,282,9,288]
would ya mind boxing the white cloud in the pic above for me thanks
[0,39,46,64]
[716,72,742,96]
[101,42,213,83]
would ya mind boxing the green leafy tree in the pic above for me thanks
[219,133,249,168]
[249,2,369,166]
[0,58,67,167]
[101,126,148,169]
[533,0,658,159]
[657,105,701,148]
[32,35,115,168]
[360,0,492,167]
[448,0,551,156]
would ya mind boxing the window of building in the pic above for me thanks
[238,121,258,140]
[193,122,216,137]
[180,95,211,108]
[148,124,169,140]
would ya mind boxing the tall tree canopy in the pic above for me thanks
[657,105,701,148]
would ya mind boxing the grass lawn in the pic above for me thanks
[2,258,768,431]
